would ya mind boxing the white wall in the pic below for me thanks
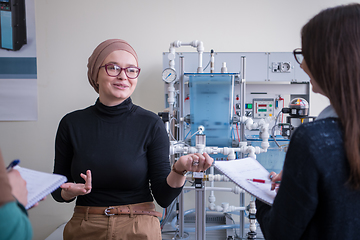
[0,0,352,239]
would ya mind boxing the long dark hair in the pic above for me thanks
[301,3,360,189]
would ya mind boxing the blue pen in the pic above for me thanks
[6,159,20,172]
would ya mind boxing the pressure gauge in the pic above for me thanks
[162,68,177,83]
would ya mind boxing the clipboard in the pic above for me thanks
[214,157,277,205]
[14,166,67,209]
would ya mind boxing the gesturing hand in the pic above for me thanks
[61,170,92,201]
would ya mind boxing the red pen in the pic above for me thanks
[247,178,267,183]
[247,178,281,184]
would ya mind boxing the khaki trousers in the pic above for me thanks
[63,212,162,240]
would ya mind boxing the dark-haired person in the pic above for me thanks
[51,39,213,240]
[256,3,360,240]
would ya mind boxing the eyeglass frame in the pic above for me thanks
[99,63,141,79]
[293,48,303,65]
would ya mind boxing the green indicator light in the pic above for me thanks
[245,103,253,109]
[269,104,273,107]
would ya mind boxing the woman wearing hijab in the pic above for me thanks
[51,39,213,240]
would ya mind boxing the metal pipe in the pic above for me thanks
[195,186,206,240]
[178,192,185,238]
[177,56,186,238]
[240,56,247,143]
[179,56,185,142]
[237,56,247,239]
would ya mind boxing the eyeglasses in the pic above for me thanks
[293,48,303,64]
[100,63,141,79]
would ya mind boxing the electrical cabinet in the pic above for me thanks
[0,0,26,51]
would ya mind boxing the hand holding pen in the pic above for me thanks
[6,159,20,172]
[269,170,282,192]
[247,171,282,192]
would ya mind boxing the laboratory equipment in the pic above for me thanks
[160,41,310,240]
[279,97,316,139]
[288,97,309,117]
[162,68,177,83]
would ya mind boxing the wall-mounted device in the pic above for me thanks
[0,0,26,51]
[271,62,291,73]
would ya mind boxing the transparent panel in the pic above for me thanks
[247,135,289,173]
[189,74,234,147]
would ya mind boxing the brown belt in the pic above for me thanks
[74,202,162,218]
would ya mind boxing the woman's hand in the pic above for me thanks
[7,169,28,207]
[61,170,92,201]
[167,153,214,188]
[269,170,282,192]
[176,152,214,173]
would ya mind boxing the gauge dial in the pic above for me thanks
[162,68,177,83]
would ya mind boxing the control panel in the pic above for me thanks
[0,0,10,11]
[253,98,274,119]
[245,103,253,117]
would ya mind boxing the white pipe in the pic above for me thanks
[248,200,257,232]
[169,116,272,159]
[208,174,230,182]
[183,186,243,193]
[183,185,246,214]
[238,116,273,153]
[185,173,230,182]
[168,46,176,70]
[168,40,204,73]
[210,204,246,213]
[171,143,267,160]
[167,82,175,114]
[208,166,215,214]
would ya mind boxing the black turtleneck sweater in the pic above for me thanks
[51,98,182,208]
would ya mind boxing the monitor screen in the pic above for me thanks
[0,0,9,3]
